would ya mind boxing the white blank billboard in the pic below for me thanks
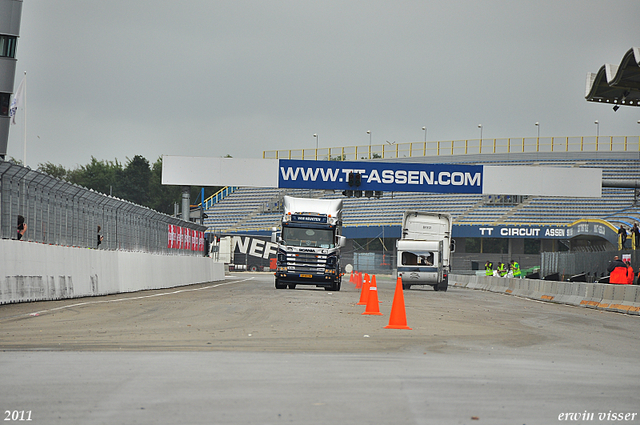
[483,166,601,197]
[162,156,279,187]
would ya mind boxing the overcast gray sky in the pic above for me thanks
[6,0,640,169]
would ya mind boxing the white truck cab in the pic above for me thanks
[396,211,453,292]
[273,196,346,291]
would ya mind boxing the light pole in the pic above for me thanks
[313,133,318,150]
[366,130,371,159]
[478,124,483,141]
[594,120,599,138]
[422,126,427,142]
[535,122,540,138]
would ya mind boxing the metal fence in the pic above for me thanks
[0,161,206,255]
[541,250,639,281]
[340,250,396,275]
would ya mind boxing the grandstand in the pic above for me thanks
[203,150,640,234]
[199,145,640,272]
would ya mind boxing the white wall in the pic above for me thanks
[0,240,225,304]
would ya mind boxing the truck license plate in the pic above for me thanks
[300,274,313,278]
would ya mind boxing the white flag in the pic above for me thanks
[9,76,25,125]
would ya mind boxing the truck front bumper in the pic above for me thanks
[275,271,340,286]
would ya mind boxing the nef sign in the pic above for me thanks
[278,159,483,194]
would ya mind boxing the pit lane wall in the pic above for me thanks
[451,274,640,315]
[0,240,225,305]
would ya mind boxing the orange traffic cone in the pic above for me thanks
[362,275,382,315]
[384,276,412,329]
[357,274,370,305]
[349,271,354,284]
[355,272,363,289]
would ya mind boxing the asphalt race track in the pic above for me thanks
[1,273,639,424]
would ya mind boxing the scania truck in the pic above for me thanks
[396,211,454,292]
[273,196,346,291]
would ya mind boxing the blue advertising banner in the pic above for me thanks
[454,224,568,239]
[453,221,616,244]
[278,159,483,194]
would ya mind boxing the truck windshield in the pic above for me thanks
[282,227,335,248]
[401,251,434,266]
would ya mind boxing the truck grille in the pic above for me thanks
[286,253,326,273]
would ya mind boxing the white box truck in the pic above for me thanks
[273,196,346,291]
[396,211,454,292]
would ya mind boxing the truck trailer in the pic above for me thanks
[396,211,454,291]
[273,196,346,291]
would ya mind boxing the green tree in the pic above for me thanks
[69,157,121,196]
[38,162,68,180]
[38,154,226,216]
[149,156,180,214]
[117,155,151,206]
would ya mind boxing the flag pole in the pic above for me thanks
[22,71,26,167]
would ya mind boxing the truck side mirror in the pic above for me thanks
[450,239,456,253]
[337,235,347,248]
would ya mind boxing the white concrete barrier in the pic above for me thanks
[451,273,640,315]
[0,240,225,305]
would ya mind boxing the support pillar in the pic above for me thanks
[181,185,190,222]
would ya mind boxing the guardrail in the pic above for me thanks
[0,161,205,255]
[264,135,640,161]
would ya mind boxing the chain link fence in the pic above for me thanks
[0,161,206,255]
[339,250,396,275]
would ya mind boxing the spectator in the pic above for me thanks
[626,261,634,285]
[607,255,628,284]
[16,215,27,240]
[618,225,628,249]
[632,223,640,249]
[97,225,104,248]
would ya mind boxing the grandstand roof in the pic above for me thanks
[585,47,640,110]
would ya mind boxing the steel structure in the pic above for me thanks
[0,0,22,158]
[586,47,640,110]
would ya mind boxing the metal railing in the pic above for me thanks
[202,186,237,209]
[264,135,640,160]
[0,161,206,255]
